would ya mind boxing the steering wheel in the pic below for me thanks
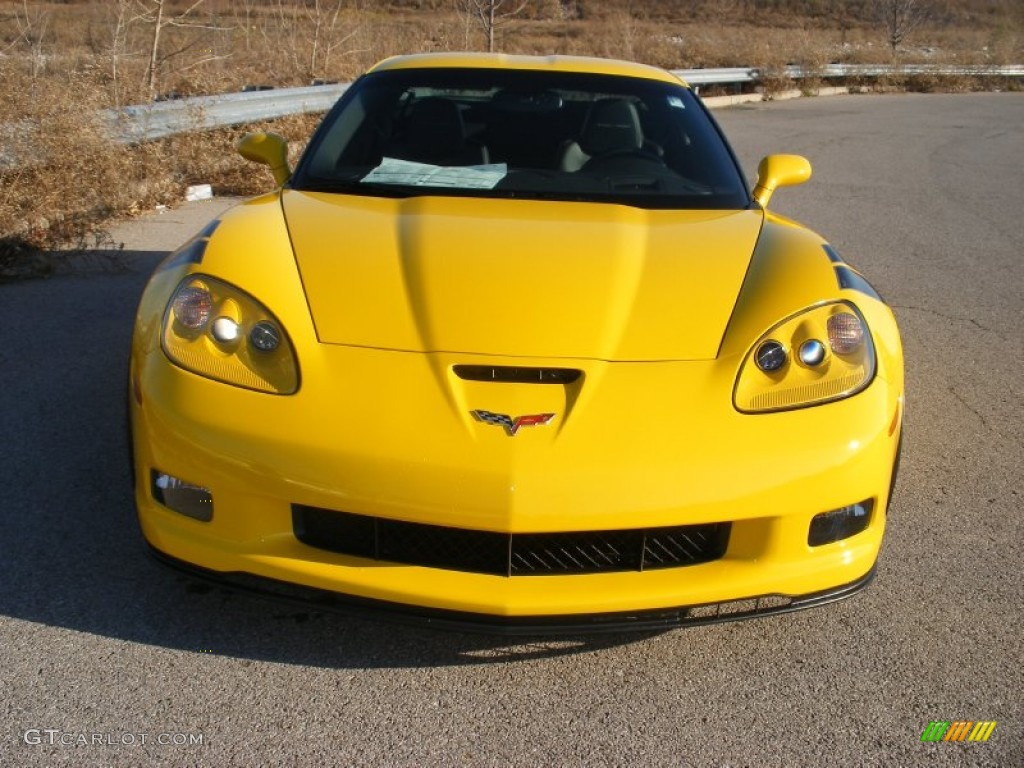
[582,146,666,174]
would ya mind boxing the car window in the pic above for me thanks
[293,68,749,210]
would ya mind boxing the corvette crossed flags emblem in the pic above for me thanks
[471,410,555,436]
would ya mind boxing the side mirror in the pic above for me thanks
[237,132,291,187]
[752,154,812,208]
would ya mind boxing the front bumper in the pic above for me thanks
[149,544,877,635]
[131,342,902,626]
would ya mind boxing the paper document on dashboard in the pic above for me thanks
[363,158,507,189]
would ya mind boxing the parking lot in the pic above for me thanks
[1,92,1021,766]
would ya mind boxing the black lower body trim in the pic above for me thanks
[147,544,877,636]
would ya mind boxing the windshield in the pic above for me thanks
[292,68,750,210]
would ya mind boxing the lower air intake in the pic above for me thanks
[293,506,729,577]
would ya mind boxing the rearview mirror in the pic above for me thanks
[752,154,812,208]
[237,132,291,187]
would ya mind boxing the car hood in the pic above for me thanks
[282,190,763,361]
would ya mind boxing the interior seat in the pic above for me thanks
[559,98,643,172]
[387,97,490,166]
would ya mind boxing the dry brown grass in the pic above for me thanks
[0,0,1020,267]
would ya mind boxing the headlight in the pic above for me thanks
[162,275,299,394]
[734,301,875,413]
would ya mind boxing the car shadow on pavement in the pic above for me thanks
[0,251,664,669]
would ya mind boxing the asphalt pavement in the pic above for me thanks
[1,92,1021,767]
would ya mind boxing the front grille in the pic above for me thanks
[453,365,581,385]
[293,506,729,577]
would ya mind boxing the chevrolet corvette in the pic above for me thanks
[129,53,904,632]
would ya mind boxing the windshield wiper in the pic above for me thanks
[295,178,417,197]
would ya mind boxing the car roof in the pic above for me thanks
[366,52,688,87]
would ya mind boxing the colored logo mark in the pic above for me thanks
[471,410,555,436]
[920,721,996,742]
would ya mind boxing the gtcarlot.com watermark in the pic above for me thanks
[24,729,204,747]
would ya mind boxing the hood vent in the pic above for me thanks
[453,365,581,385]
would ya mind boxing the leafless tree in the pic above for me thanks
[263,0,362,84]
[455,0,530,53]
[827,0,853,47]
[9,0,51,77]
[240,0,257,52]
[302,0,359,82]
[106,0,138,105]
[133,0,232,100]
[875,0,927,53]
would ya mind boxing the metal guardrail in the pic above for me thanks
[804,62,1024,78]
[101,63,1023,144]
[680,66,759,85]
[103,83,352,143]
[0,63,1015,164]
[101,68,760,143]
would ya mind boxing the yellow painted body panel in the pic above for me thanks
[368,52,686,86]
[282,191,763,360]
[131,189,903,620]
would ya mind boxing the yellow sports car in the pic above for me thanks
[130,53,903,632]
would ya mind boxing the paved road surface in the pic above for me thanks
[1,92,1021,767]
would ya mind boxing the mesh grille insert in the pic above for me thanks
[293,506,729,577]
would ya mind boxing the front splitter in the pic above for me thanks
[147,544,876,636]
